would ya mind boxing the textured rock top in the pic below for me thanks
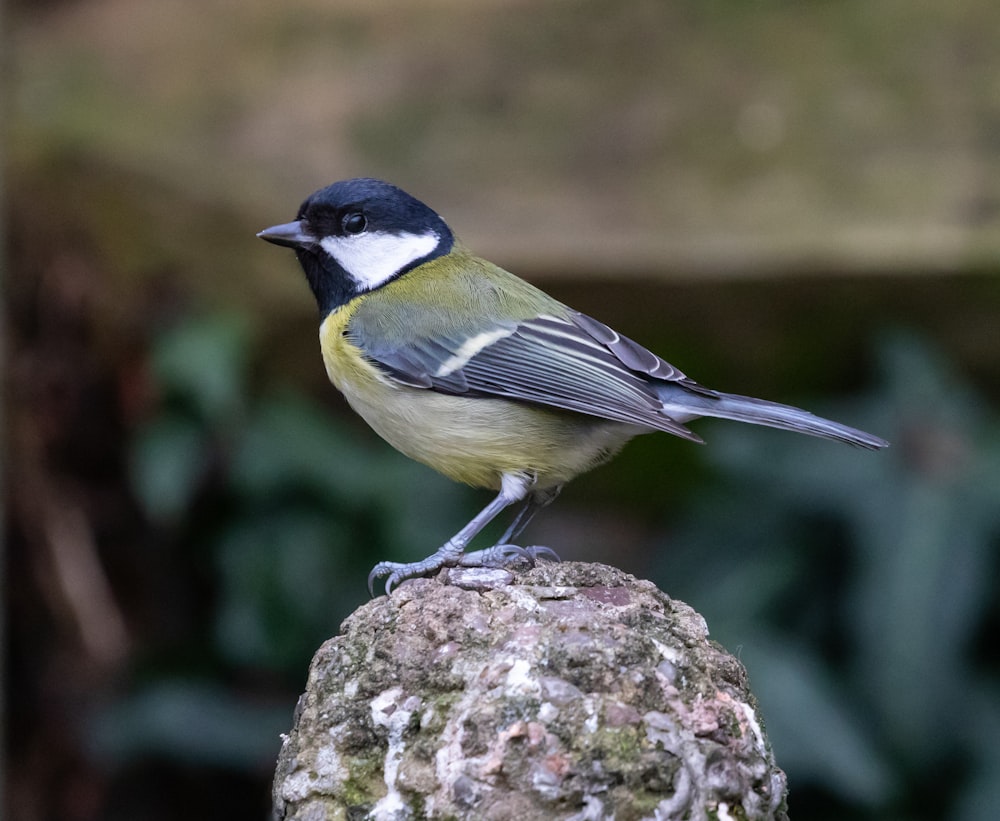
[273,562,787,820]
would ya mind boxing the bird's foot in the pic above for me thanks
[368,544,561,596]
[368,541,465,597]
[460,543,562,569]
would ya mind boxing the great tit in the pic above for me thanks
[258,178,888,595]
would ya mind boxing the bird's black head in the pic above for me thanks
[258,178,454,317]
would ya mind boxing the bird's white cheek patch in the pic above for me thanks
[321,231,440,291]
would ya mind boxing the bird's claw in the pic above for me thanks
[461,543,561,568]
[368,544,561,597]
[524,545,561,563]
[367,556,447,597]
[367,562,397,598]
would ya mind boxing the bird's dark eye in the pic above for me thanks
[342,212,367,235]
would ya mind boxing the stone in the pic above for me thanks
[272,562,787,820]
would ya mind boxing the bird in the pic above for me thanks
[258,178,888,595]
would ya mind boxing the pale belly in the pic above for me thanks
[341,379,640,490]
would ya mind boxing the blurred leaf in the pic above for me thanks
[213,510,360,669]
[129,414,210,524]
[89,680,289,769]
[151,312,251,423]
[230,392,382,509]
[954,685,1000,821]
[845,332,1000,761]
[654,329,1000,815]
[744,636,895,805]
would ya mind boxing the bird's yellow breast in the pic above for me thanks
[318,305,638,490]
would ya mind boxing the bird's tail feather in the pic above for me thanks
[658,389,888,450]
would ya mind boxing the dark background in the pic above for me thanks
[5,1,1000,819]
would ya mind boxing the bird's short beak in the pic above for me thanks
[257,220,314,248]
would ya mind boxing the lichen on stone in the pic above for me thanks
[272,562,788,820]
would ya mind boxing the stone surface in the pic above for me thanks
[272,562,787,820]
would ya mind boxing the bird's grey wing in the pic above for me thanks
[351,310,711,443]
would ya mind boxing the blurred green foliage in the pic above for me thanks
[655,330,1000,819]
[97,314,998,820]
[97,312,473,772]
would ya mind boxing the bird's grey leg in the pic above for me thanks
[368,472,532,596]
[500,484,562,544]
[462,484,564,567]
